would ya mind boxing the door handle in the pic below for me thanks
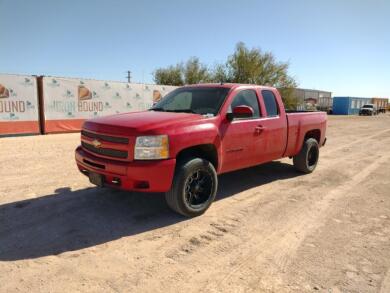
[255,125,265,134]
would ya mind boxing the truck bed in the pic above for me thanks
[284,111,327,158]
[285,110,321,113]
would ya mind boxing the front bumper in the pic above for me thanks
[75,146,176,192]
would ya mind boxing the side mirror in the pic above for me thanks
[226,105,254,121]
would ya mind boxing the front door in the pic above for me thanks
[220,89,266,173]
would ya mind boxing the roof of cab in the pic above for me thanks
[181,83,276,91]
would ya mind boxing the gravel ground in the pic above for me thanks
[1,114,390,293]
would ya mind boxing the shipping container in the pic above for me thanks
[332,97,372,115]
[292,88,332,112]
[371,97,389,113]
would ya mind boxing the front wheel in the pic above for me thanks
[165,157,218,217]
[293,138,319,173]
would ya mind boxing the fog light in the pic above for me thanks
[112,177,121,185]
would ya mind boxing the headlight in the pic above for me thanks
[134,135,169,160]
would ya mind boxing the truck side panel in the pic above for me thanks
[284,112,327,157]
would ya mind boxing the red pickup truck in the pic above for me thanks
[75,84,327,217]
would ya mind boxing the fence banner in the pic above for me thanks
[42,76,177,133]
[0,74,39,135]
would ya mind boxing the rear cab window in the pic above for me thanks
[262,90,279,117]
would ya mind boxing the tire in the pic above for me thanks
[165,157,218,217]
[293,138,319,173]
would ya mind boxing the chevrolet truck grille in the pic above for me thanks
[81,141,128,159]
[81,130,129,144]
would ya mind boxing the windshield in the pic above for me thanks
[150,87,230,115]
[362,104,373,108]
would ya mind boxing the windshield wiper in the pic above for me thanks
[149,108,196,114]
[149,107,165,111]
[167,109,196,113]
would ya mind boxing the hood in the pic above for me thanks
[83,111,204,135]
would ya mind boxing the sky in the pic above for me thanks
[0,0,389,97]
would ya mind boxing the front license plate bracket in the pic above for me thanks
[89,172,104,187]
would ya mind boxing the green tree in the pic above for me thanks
[210,63,230,83]
[183,57,211,84]
[153,57,211,85]
[152,42,298,109]
[153,64,184,86]
[226,42,297,109]
[278,86,298,110]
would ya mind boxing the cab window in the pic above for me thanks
[229,89,260,118]
[262,90,279,117]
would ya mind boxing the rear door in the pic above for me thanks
[254,89,288,162]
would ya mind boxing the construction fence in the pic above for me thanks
[0,74,177,135]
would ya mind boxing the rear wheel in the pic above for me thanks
[165,157,218,217]
[293,138,319,173]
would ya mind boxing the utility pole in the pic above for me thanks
[126,70,131,83]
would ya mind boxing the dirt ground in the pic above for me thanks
[1,114,390,293]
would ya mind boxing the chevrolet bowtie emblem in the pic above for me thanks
[92,139,102,148]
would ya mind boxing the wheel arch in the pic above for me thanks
[175,144,219,171]
[304,129,321,144]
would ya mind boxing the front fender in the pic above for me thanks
[169,122,222,169]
